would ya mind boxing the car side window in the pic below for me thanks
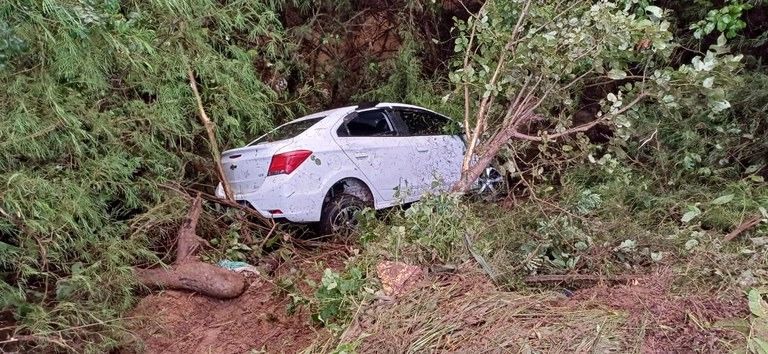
[337,110,396,137]
[399,109,450,136]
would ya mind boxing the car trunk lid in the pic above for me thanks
[220,141,291,195]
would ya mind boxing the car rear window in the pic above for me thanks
[250,117,324,145]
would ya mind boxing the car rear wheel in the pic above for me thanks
[319,193,367,238]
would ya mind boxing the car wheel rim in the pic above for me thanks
[476,167,504,199]
[331,205,361,235]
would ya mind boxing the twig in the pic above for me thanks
[158,183,270,225]
[524,274,642,283]
[258,221,278,250]
[723,215,761,242]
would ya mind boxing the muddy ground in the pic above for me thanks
[127,250,749,354]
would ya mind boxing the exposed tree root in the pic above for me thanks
[135,194,247,299]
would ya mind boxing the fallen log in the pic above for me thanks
[135,194,247,299]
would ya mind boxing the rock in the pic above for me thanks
[375,261,423,298]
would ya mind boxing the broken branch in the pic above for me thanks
[176,194,203,262]
[724,215,761,242]
[187,67,235,202]
[510,92,648,142]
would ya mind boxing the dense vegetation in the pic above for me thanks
[1,0,766,352]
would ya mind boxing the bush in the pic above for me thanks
[0,0,300,351]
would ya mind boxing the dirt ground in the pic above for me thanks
[125,247,348,354]
[127,252,749,354]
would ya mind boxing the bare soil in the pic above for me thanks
[125,247,348,354]
[569,270,747,353]
[127,256,748,354]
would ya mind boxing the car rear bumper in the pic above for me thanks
[215,182,322,223]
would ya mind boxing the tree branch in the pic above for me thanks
[724,215,761,242]
[187,68,235,202]
[511,92,648,142]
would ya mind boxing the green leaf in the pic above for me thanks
[752,175,765,183]
[685,239,700,250]
[682,210,700,223]
[717,33,727,47]
[717,19,727,32]
[607,69,627,80]
[749,289,767,317]
[745,165,762,174]
[751,338,768,354]
[616,239,636,252]
[710,194,734,205]
[645,6,663,18]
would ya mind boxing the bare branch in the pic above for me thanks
[462,17,479,142]
[506,0,534,52]
[187,68,235,202]
[557,69,595,93]
[511,92,649,142]
[724,215,761,242]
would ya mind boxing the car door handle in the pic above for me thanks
[416,147,429,152]
[354,153,369,159]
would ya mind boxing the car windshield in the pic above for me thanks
[250,117,324,145]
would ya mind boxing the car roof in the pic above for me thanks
[290,102,446,123]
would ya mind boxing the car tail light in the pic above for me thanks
[268,209,283,215]
[267,150,312,176]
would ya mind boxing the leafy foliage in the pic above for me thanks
[0,0,303,351]
[446,0,745,192]
[313,267,366,326]
[359,193,479,264]
[2,0,768,351]
[690,0,752,39]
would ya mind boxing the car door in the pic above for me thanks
[332,108,418,203]
[394,108,465,194]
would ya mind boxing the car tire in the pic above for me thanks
[474,164,507,202]
[319,193,368,237]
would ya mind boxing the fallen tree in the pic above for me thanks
[135,194,247,299]
[449,0,743,193]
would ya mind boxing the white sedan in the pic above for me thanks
[216,102,502,234]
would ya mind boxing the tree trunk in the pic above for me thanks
[453,124,517,193]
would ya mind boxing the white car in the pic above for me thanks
[216,102,502,234]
